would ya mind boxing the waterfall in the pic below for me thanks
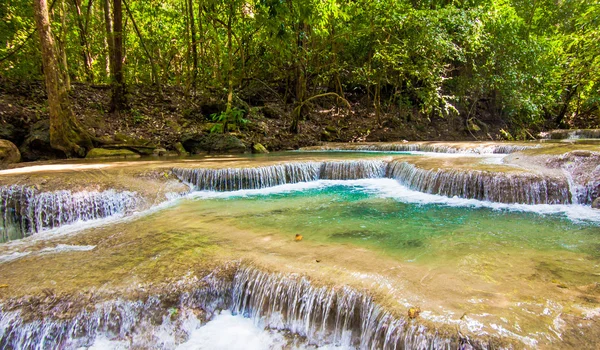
[231,267,463,349]
[173,159,581,205]
[387,161,571,205]
[0,265,486,349]
[540,129,600,140]
[558,152,600,205]
[303,143,536,154]
[172,160,387,191]
[0,185,142,241]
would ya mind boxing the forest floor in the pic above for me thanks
[0,78,590,160]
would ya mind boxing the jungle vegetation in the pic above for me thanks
[1,0,599,155]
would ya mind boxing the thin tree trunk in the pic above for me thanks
[33,0,93,156]
[122,0,162,95]
[58,0,71,89]
[111,0,126,112]
[183,0,191,94]
[224,4,234,133]
[188,0,197,87]
[103,0,114,80]
[72,0,94,82]
[198,4,205,80]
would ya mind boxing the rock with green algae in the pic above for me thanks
[252,143,269,154]
[0,139,21,167]
[86,148,141,159]
[181,133,246,154]
[173,142,189,156]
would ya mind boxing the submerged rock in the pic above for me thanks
[252,143,269,154]
[181,133,246,154]
[0,139,20,167]
[86,148,141,159]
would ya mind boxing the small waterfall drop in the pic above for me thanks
[231,267,459,349]
[0,185,142,241]
[557,153,600,205]
[0,265,479,349]
[387,161,571,205]
[173,160,387,191]
[304,143,536,154]
[540,129,600,140]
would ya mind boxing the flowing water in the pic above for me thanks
[0,147,599,349]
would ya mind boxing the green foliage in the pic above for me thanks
[131,109,147,125]
[210,107,248,133]
[2,0,598,130]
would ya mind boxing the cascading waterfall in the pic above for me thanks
[172,160,387,191]
[541,129,600,140]
[387,161,571,205]
[173,159,576,205]
[0,265,483,349]
[0,185,142,241]
[557,153,600,205]
[303,143,536,154]
[231,267,465,349]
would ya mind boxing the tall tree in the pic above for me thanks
[110,0,126,111]
[102,0,114,79]
[72,0,94,82]
[188,0,198,86]
[33,0,93,156]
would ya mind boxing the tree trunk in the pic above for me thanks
[188,0,197,87]
[72,0,94,82]
[111,0,126,112]
[103,0,114,80]
[33,0,93,157]
[122,0,162,95]
[58,0,71,90]
[225,5,234,111]
[291,21,307,134]
[224,4,234,133]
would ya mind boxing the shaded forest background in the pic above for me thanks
[1,0,599,159]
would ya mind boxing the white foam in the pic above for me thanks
[0,163,112,175]
[0,251,30,263]
[188,179,600,224]
[79,335,129,350]
[39,244,96,254]
[176,310,288,350]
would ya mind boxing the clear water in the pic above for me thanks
[2,177,600,348]
[186,180,600,264]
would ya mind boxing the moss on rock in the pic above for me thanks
[86,148,141,159]
[252,143,269,154]
[0,139,21,167]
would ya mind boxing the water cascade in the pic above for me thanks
[540,129,600,140]
[231,267,465,349]
[172,160,387,191]
[0,265,481,349]
[303,143,536,154]
[0,185,142,241]
[174,159,577,205]
[387,161,571,204]
[555,152,600,205]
